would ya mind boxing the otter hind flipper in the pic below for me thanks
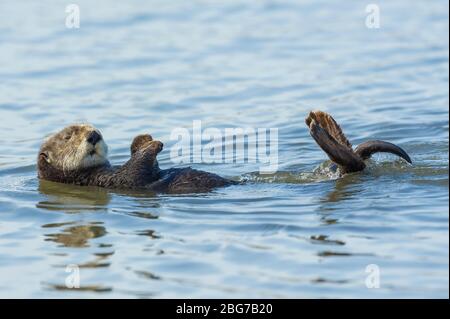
[307,118,365,173]
[354,140,412,164]
[305,111,353,149]
[306,111,412,174]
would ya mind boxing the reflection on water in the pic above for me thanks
[321,174,364,204]
[44,283,113,293]
[0,0,448,298]
[136,229,161,239]
[309,235,345,246]
[37,180,111,212]
[44,223,107,248]
[126,211,159,220]
[134,270,162,281]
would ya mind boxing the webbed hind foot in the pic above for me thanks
[306,115,366,173]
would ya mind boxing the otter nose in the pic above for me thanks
[87,131,101,145]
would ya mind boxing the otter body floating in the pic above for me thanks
[37,124,232,193]
[37,111,411,193]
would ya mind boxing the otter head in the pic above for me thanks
[38,124,109,172]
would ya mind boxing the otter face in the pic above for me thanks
[39,124,109,171]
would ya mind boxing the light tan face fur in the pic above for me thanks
[39,124,108,171]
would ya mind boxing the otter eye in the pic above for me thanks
[64,133,72,141]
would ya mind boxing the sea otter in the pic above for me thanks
[37,111,412,193]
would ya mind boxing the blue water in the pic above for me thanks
[0,0,448,298]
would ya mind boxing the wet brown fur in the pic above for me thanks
[38,126,232,193]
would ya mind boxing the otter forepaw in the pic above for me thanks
[145,140,163,154]
[131,134,153,155]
